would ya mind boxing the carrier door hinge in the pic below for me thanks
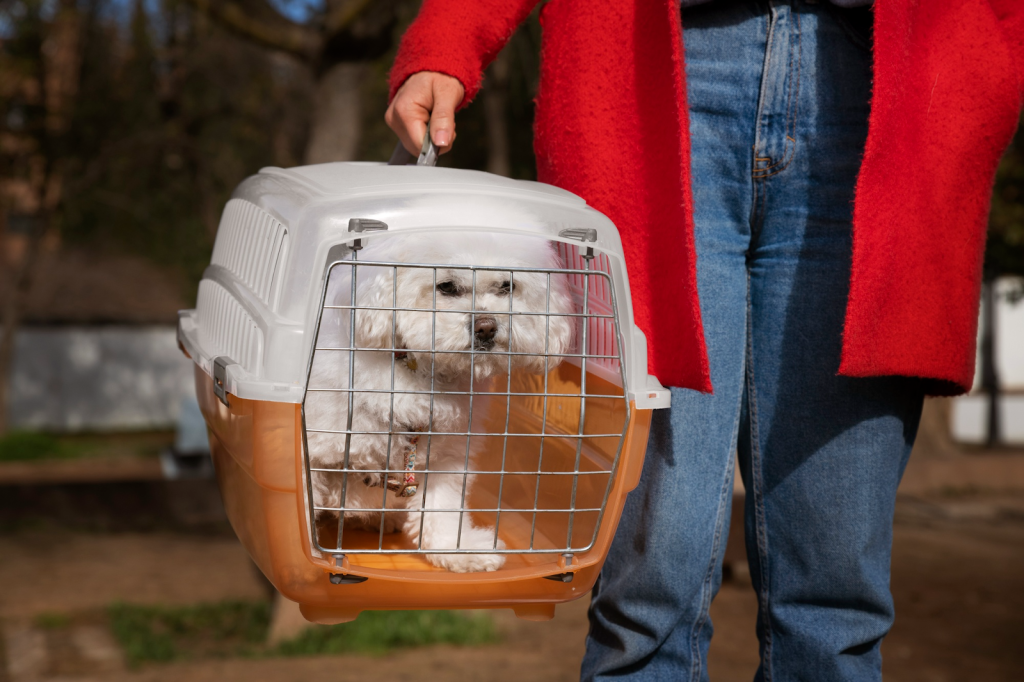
[559,228,598,260]
[328,554,368,584]
[213,356,234,407]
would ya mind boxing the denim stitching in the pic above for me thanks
[745,287,774,682]
[752,3,778,179]
[753,4,794,176]
[688,393,746,682]
[688,455,737,682]
[753,4,801,179]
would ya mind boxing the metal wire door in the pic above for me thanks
[301,242,631,557]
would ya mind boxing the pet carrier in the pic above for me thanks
[178,161,670,623]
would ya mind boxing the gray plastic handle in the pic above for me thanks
[387,122,439,167]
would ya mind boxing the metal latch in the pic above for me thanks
[329,573,369,585]
[543,571,575,583]
[558,228,598,260]
[213,356,234,407]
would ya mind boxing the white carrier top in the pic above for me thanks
[177,162,670,409]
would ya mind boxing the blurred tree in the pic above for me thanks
[986,116,1024,287]
[184,0,401,163]
[0,0,307,431]
[58,0,293,256]
[0,0,84,433]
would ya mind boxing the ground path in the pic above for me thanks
[2,493,1022,681]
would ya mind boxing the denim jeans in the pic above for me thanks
[581,2,924,681]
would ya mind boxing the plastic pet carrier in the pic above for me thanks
[178,161,670,623]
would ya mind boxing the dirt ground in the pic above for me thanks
[2,493,1022,682]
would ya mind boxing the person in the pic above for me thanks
[385,1,1024,680]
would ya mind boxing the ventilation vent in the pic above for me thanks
[196,280,263,374]
[211,199,288,307]
[556,242,618,374]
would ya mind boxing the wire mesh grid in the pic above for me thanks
[300,242,631,557]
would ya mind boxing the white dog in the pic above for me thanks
[305,231,574,572]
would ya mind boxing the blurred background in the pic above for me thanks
[0,1,1021,680]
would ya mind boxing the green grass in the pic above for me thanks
[276,609,498,656]
[107,600,497,667]
[109,601,272,665]
[0,430,172,463]
[0,432,71,462]
[34,612,73,629]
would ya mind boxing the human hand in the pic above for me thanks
[385,71,465,156]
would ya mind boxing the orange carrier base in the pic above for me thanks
[196,365,653,624]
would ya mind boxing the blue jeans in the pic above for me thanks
[582,2,924,681]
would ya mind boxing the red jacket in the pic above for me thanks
[390,0,1024,395]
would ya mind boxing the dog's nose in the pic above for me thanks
[474,317,497,345]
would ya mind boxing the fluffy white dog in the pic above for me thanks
[305,231,574,573]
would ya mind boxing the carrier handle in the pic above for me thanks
[387,121,439,167]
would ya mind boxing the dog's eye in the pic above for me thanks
[436,280,462,297]
[497,280,516,295]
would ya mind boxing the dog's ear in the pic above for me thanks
[353,269,397,349]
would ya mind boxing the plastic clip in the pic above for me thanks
[559,228,598,260]
[213,356,234,407]
[348,218,388,251]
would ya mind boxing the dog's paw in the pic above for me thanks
[421,527,506,573]
[427,551,506,573]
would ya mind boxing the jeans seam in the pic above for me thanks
[688,408,744,682]
[752,5,776,177]
[750,176,768,243]
[745,283,774,682]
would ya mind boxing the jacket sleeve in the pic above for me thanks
[388,0,541,107]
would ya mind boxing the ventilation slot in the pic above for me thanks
[196,280,263,374]
[211,199,288,307]
[556,242,618,374]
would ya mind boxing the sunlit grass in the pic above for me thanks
[109,601,271,665]
[108,600,497,667]
[276,609,497,656]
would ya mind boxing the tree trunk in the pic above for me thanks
[980,280,1001,447]
[483,49,511,177]
[266,592,315,645]
[911,397,961,460]
[303,62,365,164]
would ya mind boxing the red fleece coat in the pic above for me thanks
[389,0,1024,395]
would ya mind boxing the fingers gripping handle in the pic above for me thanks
[387,122,439,167]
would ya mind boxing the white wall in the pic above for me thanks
[8,326,194,432]
[995,278,1024,390]
[954,277,1024,444]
